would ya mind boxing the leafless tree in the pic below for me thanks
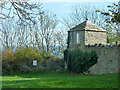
[50,28,67,57]
[1,18,35,51]
[34,11,58,52]
[0,1,67,58]
[0,0,43,51]
[0,0,43,24]
[1,18,18,50]
[63,4,107,29]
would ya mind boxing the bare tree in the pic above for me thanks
[34,11,58,52]
[1,18,18,50]
[1,18,35,51]
[0,1,67,58]
[15,24,30,48]
[50,28,67,57]
[0,0,43,24]
[63,4,107,29]
[31,11,66,57]
[0,0,45,52]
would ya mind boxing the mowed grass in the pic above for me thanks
[2,73,118,88]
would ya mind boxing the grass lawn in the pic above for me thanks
[2,73,118,88]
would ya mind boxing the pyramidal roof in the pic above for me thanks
[69,19,106,32]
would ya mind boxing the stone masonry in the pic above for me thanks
[66,19,119,74]
[68,19,107,47]
[80,46,119,74]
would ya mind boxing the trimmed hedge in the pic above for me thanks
[64,49,98,74]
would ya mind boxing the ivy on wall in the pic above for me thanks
[64,49,98,74]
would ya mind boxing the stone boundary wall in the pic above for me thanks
[79,45,120,74]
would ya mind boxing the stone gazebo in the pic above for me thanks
[67,19,107,48]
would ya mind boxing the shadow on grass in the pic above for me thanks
[2,73,119,88]
[2,79,33,88]
[2,77,75,88]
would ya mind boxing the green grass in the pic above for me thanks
[2,73,118,88]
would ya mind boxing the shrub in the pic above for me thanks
[41,50,53,60]
[2,46,64,74]
[14,47,44,62]
[2,48,16,63]
[64,49,98,74]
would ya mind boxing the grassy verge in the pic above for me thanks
[2,73,118,88]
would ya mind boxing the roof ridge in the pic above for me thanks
[69,20,106,32]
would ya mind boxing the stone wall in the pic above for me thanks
[68,30,107,48]
[85,31,107,45]
[69,31,85,46]
[79,46,120,74]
